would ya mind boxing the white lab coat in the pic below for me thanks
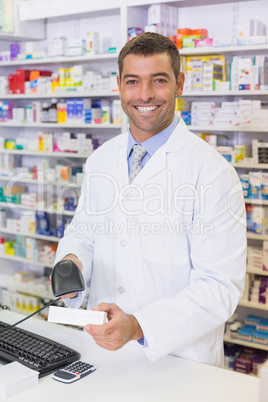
[55,118,246,366]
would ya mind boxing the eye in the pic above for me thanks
[126,79,137,85]
[154,78,167,84]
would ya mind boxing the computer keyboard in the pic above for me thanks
[0,321,80,377]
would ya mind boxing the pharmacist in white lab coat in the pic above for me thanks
[54,32,246,367]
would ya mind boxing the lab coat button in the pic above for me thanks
[118,287,125,294]
[120,239,127,247]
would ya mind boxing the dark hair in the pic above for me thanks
[118,32,181,80]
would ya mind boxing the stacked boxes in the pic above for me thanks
[237,19,265,46]
[203,63,223,91]
[246,205,268,235]
[230,56,268,91]
[263,241,268,271]
[224,343,268,376]
[214,101,239,126]
[242,274,268,305]
[249,277,268,304]
[147,4,178,37]
[191,102,216,126]
[182,54,226,92]
[252,140,268,164]
[237,316,268,348]
[247,246,263,272]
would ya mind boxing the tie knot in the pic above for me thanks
[132,144,147,163]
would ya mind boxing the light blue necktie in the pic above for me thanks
[129,144,147,184]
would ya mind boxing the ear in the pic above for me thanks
[117,75,121,98]
[176,72,185,97]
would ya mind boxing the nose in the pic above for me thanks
[138,81,155,103]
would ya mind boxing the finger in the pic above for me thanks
[61,292,77,299]
[85,321,114,336]
[93,302,118,312]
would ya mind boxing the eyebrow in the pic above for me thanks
[122,72,171,80]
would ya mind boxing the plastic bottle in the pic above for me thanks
[0,237,4,254]
[41,103,49,123]
[48,99,58,123]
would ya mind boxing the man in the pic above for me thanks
[54,32,246,366]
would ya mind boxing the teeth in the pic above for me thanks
[136,106,158,112]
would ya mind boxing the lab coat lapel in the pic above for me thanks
[132,118,187,185]
[115,133,129,187]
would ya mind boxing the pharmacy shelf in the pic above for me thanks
[0,176,81,188]
[1,90,264,100]
[0,122,122,130]
[0,149,89,159]
[0,201,75,216]
[244,199,268,206]
[247,267,268,276]
[127,0,259,8]
[0,253,54,268]
[0,280,54,300]
[239,299,268,311]
[19,0,122,21]
[188,125,268,133]
[247,233,268,241]
[0,92,119,100]
[0,278,54,299]
[180,44,268,56]
[182,90,268,97]
[233,163,268,170]
[0,122,121,129]
[0,227,60,243]
[224,335,268,351]
[0,53,118,67]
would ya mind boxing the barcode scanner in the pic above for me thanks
[51,259,85,297]
[0,259,85,332]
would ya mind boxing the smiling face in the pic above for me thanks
[117,53,184,142]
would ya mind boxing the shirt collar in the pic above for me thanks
[127,115,180,159]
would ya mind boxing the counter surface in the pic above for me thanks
[0,311,260,402]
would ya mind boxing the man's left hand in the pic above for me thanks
[84,303,144,351]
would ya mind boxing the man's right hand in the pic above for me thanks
[50,254,83,299]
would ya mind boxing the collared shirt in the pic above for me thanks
[127,115,180,174]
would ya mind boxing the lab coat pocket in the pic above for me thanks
[139,224,190,297]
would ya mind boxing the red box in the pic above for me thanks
[177,28,191,36]
[191,29,208,37]
[40,71,52,77]
[8,74,15,94]
[14,69,31,94]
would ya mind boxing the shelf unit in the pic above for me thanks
[0,253,53,268]
[0,227,60,243]
[244,200,268,206]
[188,126,268,133]
[0,201,75,216]
[0,92,119,100]
[0,122,121,129]
[0,53,118,67]
[239,300,268,311]
[0,149,91,158]
[247,267,268,276]
[0,275,54,300]
[224,335,268,351]
[182,90,268,97]
[0,176,80,188]
[247,233,268,241]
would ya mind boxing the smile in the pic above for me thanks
[135,106,159,112]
